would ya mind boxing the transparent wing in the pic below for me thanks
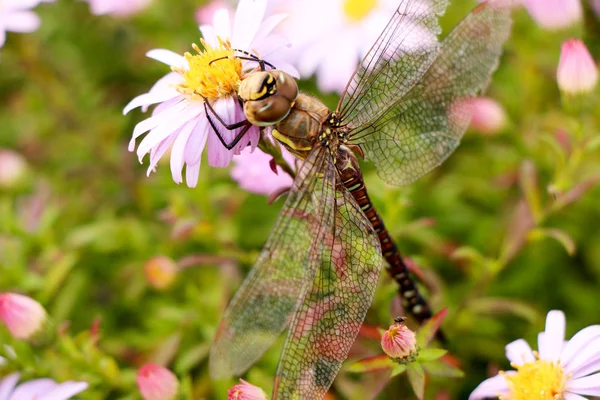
[210,148,335,379]
[347,2,512,185]
[272,177,384,399]
[336,0,449,128]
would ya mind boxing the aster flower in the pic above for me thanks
[470,310,600,400]
[137,363,179,400]
[0,373,88,400]
[521,0,582,30]
[268,0,439,93]
[0,0,48,48]
[557,39,599,95]
[0,293,47,340]
[230,146,294,197]
[381,317,419,363]
[86,0,152,17]
[228,379,267,400]
[125,0,297,188]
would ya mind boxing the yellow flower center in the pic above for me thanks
[343,0,378,22]
[173,38,242,101]
[500,359,566,400]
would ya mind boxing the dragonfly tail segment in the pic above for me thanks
[336,147,443,338]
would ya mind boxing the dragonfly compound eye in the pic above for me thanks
[238,70,298,127]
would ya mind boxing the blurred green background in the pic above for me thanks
[1,0,599,399]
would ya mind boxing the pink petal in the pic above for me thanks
[37,381,88,400]
[4,11,40,33]
[567,372,600,396]
[169,120,196,184]
[505,338,536,366]
[231,0,267,50]
[468,373,512,400]
[561,326,600,368]
[0,373,20,400]
[147,133,177,176]
[128,100,187,151]
[564,393,589,400]
[185,161,201,188]
[123,88,180,115]
[538,310,566,361]
[564,339,600,379]
[206,97,237,167]
[11,379,57,398]
[146,49,185,68]
[2,0,42,11]
[184,119,209,166]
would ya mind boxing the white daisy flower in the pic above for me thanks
[470,310,600,400]
[124,0,297,188]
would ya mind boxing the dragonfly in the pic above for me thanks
[210,1,511,398]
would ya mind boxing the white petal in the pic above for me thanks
[37,381,88,400]
[0,29,6,48]
[147,133,177,176]
[564,339,600,379]
[146,49,185,68]
[564,393,588,400]
[185,161,201,188]
[251,13,287,44]
[4,11,40,32]
[128,99,187,150]
[184,119,210,166]
[231,0,267,50]
[123,88,180,115]
[561,326,600,368]
[567,372,600,396]
[212,8,232,41]
[2,0,42,11]
[136,104,203,160]
[10,379,56,398]
[539,311,565,361]
[506,338,536,366]
[0,373,20,400]
[199,24,218,47]
[468,373,512,400]
[170,120,196,184]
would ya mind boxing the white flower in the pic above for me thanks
[0,373,88,400]
[0,0,47,48]
[268,0,438,93]
[124,0,297,188]
[470,310,600,400]
[86,0,152,17]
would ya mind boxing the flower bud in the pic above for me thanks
[381,318,418,363]
[144,256,178,290]
[0,293,47,340]
[0,150,28,189]
[228,379,268,400]
[521,0,582,30]
[137,363,179,400]
[469,97,507,135]
[557,39,599,95]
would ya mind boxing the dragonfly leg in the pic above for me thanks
[203,101,253,151]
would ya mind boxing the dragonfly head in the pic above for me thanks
[238,70,298,127]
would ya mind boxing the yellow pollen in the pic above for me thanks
[343,0,378,22]
[500,359,566,400]
[173,37,242,101]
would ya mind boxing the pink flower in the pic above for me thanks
[0,373,88,400]
[470,310,600,400]
[557,39,599,95]
[592,0,600,17]
[125,0,297,188]
[0,149,28,188]
[136,363,179,400]
[0,293,47,340]
[0,0,48,48]
[468,97,508,135]
[381,318,418,362]
[521,0,582,30]
[230,146,294,196]
[228,379,267,400]
[86,0,152,17]
[269,0,440,93]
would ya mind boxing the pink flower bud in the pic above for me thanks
[469,97,508,135]
[0,293,47,340]
[557,39,599,95]
[521,0,582,30]
[144,256,178,290]
[381,318,418,362]
[137,363,179,400]
[0,150,28,189]
[228,379,268,400]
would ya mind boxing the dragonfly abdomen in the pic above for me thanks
[335,146,434,325]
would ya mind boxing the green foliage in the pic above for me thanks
[1,0,600,399]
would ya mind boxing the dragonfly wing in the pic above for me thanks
[210,148,335,379]
[272,177,384,399]
[347,2,512,186]
[336,0,449,128]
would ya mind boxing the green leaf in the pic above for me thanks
[417,348,447,362]
[407,363,426,400]
[391,364,407,377]
[347,355,395,373]
[422,360,465,378]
